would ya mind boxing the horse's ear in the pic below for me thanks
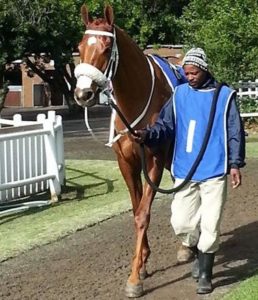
[81,4,92,26]
[104,5,114,26]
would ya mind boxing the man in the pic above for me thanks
[133,48,245,294]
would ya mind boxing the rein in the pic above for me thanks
[104,56,155,146]
[110,82,225,194]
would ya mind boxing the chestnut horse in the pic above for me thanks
[74,4,186,298]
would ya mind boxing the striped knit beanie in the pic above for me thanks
[182,48,208,71]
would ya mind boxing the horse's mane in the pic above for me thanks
[114,25,146,59]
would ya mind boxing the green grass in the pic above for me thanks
[222,272,258,300]
[0,160,131,261]
[246,137,258,158]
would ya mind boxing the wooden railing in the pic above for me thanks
[0,111,65,216]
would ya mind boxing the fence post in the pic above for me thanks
[47,111,65,186]
[0,134,3,201]
[238,80,243,98]
[42,117,61,203]
[13,114,22,125]
[56,115,65,186]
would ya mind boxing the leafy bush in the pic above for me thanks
[179,0,258,83]
[237,97,258,114]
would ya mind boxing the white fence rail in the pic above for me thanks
[237,79,258,118]
[237,79,258,99]
[0,111,65,215]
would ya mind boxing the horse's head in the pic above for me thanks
[74,5,117,107]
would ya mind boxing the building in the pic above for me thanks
[144,45,184,65]
[4,57,64,108]
[4,46,184,108]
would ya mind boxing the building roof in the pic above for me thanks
[144,45,184,65]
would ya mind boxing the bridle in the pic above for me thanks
[74,28,119,98]
[74,27,156,146]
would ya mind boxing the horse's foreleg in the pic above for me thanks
[125,181,158,297]
[125,153,165,297]
[116,157,150,296]
[123,177,151,280]
[124,176,151,279]
[139,234,150,280]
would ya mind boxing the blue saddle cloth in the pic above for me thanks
[150,54,187,90]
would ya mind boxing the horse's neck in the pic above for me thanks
[112,27,152,118]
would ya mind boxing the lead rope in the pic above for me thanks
[84,106,100,142]
[109,82,225,194]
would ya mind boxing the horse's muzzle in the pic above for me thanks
[74,87,97,107]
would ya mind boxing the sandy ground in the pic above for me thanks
[0,124,257,300]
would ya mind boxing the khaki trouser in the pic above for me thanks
[170,176,227,253]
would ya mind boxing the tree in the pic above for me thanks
[83,0,189,48]
[0,1,20,109]
[179,0,258,83]
[0,0,190,111]
[0,0,84,111]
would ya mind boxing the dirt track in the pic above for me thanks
[0,125,257,299]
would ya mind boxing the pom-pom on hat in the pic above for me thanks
[182,48,208,71]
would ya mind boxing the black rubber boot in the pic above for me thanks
[196,251,215,294]
[192,257,199,280]
[190,246,199,280]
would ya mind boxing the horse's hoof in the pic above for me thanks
[139,269,148,280]
[125,281,143,298]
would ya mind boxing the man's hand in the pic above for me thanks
[230,168,242,189]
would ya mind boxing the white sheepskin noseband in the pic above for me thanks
[74,63,108,90]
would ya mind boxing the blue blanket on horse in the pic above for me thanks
[150,54,187,90]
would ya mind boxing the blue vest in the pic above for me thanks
[172,83,235,181]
